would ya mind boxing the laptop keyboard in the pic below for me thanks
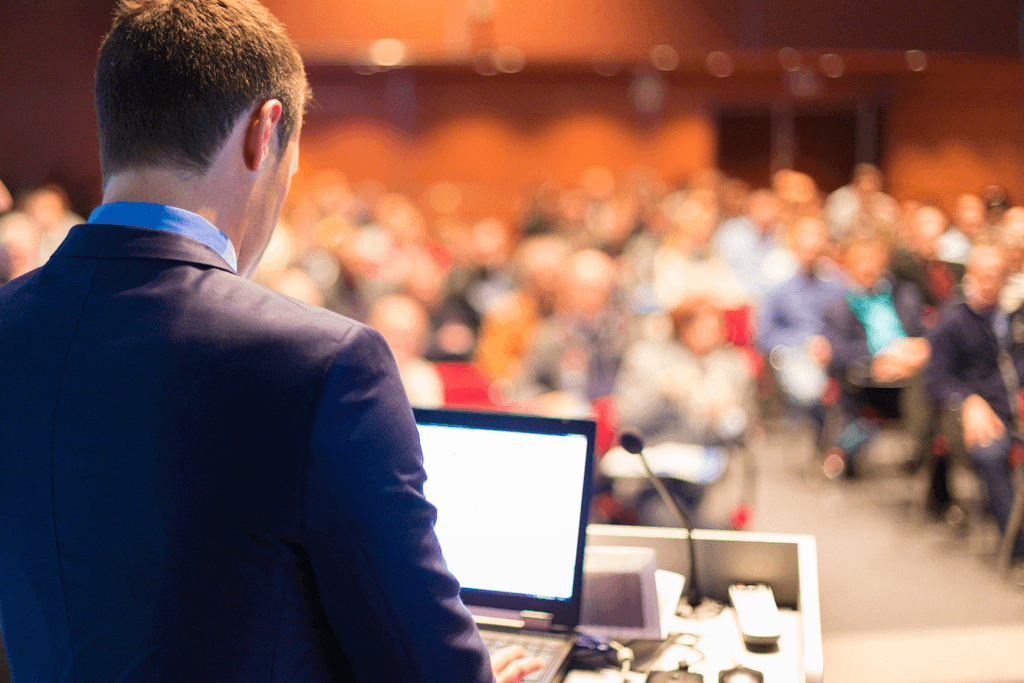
[480,631,566,682]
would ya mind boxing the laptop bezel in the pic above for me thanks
[413,407,595,630]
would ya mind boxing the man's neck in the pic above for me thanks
[102,168,244,252]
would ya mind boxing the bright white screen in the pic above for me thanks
[417,423,589,601]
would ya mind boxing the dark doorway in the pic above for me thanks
[717,108,773,189]
[793,109,859,194]
[717,102,881,194]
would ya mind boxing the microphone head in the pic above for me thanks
[618,429,644,455]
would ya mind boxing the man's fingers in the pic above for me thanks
[495,656,546,683]
[490,646,527,673]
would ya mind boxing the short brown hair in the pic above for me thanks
[670,294,721,338]
[839,216,893,254]
[95,0,308,180]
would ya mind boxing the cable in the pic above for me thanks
[574,634,634,682]
[608,640,634,683]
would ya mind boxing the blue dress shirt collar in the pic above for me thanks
[87,202,238,272]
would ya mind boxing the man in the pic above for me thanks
[890,204,963,321]
[936,193,988,266]
[758,216,844,444]
[516,249,628,415]
[474,235,570,383]
[823,163,900,242]
[927,236,1024,558]
[713,188,794,305]
[0,2,539,681]
[823,226,931,477]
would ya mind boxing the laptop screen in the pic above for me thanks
[414,409,594,617]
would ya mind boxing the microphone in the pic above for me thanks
[619,429,702,608]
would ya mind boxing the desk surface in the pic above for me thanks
[586,525,823,683]
[566,606,804,683]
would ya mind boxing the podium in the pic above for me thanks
[584,524,823,683]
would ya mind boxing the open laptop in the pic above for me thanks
[413,408,595,683]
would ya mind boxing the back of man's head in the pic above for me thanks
[95,0,307,182]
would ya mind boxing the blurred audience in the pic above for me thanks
[6,163,1024,553]
[369,294,444,408]
[475,235,570,382]
[516,249,628,415]
[824,163,900,241]
[715,189,795,305]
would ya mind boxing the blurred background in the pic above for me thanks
[2,0,1023,216]
[4,2,1024,681]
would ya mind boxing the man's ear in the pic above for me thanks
[244,99,283,171]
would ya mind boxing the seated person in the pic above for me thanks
[1000,206,1024,313]
[614,295,755,526]
[0,211,42,282]
[618,294,755,447]
[474,235,570,383]
[369,294,445,408]
[823,163,900,242]
[759,216,844,445]
[890,204,964,327]
[653,192,747,312]
[823,226,931,477]
[714,188,795,305]
[927,237,1024,558]
[515,249,628,416]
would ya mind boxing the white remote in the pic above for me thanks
[729,583,781,648]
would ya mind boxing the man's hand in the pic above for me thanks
[0,179,11,214]
[962,394,1006,450]
[491,646,545,683]
[871,337,930,383]
[804,335,832,367]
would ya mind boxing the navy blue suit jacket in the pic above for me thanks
[0,224,493,682]
[927,299,1024,426]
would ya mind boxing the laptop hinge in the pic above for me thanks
[471,607,555,631]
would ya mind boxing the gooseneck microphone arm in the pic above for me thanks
[618,429,702,608]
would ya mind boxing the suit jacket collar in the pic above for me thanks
[53,223,237,275]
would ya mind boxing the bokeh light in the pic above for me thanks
[778,47,801,72]
[631,72,664,113]
[494,46,526,74]
[705,51,734,78]
[650,44,680,72]
[905,49,928,71]
[818,53,844,78]
[369,38,406,68]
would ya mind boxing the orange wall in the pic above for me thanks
[293,71,717,223]
[885,62,1024,214]
[264,0,1019,61]
[264,0,737,61]
[1,0,1022,223]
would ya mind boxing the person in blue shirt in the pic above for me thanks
[758,216,844,446]
[714,189,794,306]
